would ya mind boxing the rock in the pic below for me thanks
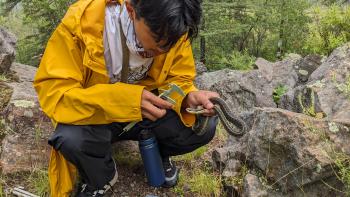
[254,58,274,82]
[196,69,276,113]
[309,43,350,82]
[294,55,323,84]
[0,63,53,174]
[212,147,230,171]
[1,134,50,173]
[0,27,16,74]
[222,159,242,178]
[10,62,37,82]
[195,54,305,113]
[280,43,350,125]
[112,140,139,154]
[195,61,208,75]
[225,108,349,193]
[269,54,301,89]
[242,174,268,197]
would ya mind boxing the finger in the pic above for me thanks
[142,101,167,119]
[203,92,220,109]
[197,96,214,110]
[148,94,173,109]
[204,101,214,109]
[142,110,157,121]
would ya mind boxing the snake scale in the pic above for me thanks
[186,97,247,137]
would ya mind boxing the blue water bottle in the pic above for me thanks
[139,129,165,187]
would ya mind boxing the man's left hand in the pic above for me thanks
[182,90,219,116]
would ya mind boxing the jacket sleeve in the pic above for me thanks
[33,23,145,125]
[159,38,198,127]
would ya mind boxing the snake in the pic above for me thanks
[186,97,247,137]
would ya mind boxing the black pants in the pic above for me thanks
[48,110,218,190]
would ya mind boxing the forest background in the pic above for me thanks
[0,0,350,70]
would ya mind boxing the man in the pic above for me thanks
[33,0,219,196]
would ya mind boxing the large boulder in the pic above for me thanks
[0,27,16,74]
[195,53,308,113]
[215,108,349,196]
[196,69,276,113]
[280,43,350,125]
[0,63,53,174]
[208,43,350,197]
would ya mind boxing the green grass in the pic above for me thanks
[171,124,229,196]
[333,152,350,195]
[0,74,7,82]
[28,169,50,197]
[223,165,249,190]
[0,170,49,197]
[173,169,222,197]
[174,146,208,164]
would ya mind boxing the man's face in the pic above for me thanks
[125,0,168,57]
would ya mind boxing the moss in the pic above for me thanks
[0,83,13,112]
[11,100,35,108]
[113,149,142,168]
[297,88,317,117]
[335,75,350,99]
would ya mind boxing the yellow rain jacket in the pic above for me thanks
[33,0,197,196]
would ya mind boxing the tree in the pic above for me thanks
[0,0,75,66]
[194,0,310,70]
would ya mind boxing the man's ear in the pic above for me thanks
[125,0,136,21]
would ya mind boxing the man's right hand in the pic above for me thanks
[141,89,173,121]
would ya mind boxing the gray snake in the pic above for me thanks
[186,97,247,137]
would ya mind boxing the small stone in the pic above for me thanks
[24,110,33,118]
[328,122,339,133]
[242,174,268,197]
[298,69,309,76]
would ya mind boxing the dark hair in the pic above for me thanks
[130,0,202,50]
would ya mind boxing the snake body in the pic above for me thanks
[186,97,247,137]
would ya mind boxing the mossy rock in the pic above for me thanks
[0,82,13,112]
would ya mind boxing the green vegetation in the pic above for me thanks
[0,1,349,69]
[28,169,50,197]
[297,88,317,117]
[334,153,350,195]
[0,74,7,82]
[172,124,228,196]
[303,5,350,55]
[173,157,222,197]
[273,85,288,104]
[0,169,49,197]
[224,164,249,190]
[174,146,208,164]
[113,148,142,168]
[0,0,75,66]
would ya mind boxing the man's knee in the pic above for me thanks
[48,124,85,154]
